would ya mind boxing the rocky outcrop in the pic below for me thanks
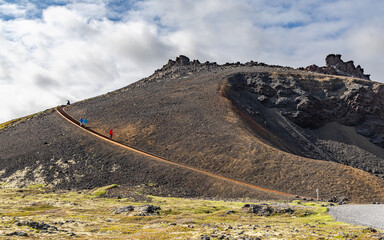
[242,203,295,216]
[113,205,134,214]
[303,54,370,80]
[175,55,192,65]
[229,72,384,147]
[5,232,28,237]
[16,220,59,231]
[162,55,201,69]
[113,205,161,216]
[145,55,293,84]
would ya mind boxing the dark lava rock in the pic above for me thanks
[363,227,378,233]
[163,55,191,69]
[228,69,384,152]
[200,235,211,240]
[275,207,294,214]
[243,204,294,216]
[5,231,28,236]
[16,220,58,231]
[113,205,135,214]
[328,196,349,204]
[304,54,370,80]
[113,204,161,216]
[249,204,274,216]
[135,204,161,216]
[175,55,190,66]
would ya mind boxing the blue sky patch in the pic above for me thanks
[0,0,142,21]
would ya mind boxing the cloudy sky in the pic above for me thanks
[0,0,383,123]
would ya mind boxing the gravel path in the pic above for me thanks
[329,205,384,230]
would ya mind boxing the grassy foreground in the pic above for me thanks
[0,185,381,239]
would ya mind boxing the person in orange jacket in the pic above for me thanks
[109,129,113,139]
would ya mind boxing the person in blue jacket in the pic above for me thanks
[83,117,88,127]
[79,117,84,126]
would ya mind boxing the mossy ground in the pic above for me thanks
[0,186,382,239]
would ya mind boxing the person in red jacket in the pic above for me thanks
[109,129,113,139]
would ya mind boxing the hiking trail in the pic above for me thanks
[56,105,298,198]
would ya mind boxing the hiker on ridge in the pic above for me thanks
[79,117,84,126]
[109,129,113,139]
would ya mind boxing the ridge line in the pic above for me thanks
[56,105,295,198]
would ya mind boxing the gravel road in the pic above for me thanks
[329,205,384,230]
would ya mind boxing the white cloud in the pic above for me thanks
[0,1,26,18]
[0,0,384,123]
[0,5,175,123]
[345,22,384,80]
[132,0,265,61]
[66,1,107,20]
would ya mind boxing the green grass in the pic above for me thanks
[91,184,118,197]
[27,183,49,190]
[0,187,381,239]
[21,203,57,212]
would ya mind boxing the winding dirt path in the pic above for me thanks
[56,105,296,198]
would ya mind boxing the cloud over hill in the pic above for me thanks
[1,0,384,123]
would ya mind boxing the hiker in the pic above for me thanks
[67,100,70,105]
[109,129,113,139]
[83,117,88,127]
[79,117,84,126]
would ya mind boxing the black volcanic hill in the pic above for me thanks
[1,55,384,203]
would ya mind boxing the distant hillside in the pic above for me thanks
[1,55,384,203]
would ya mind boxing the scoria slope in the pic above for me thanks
[61,55,384,203]
[0,107,292,200]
